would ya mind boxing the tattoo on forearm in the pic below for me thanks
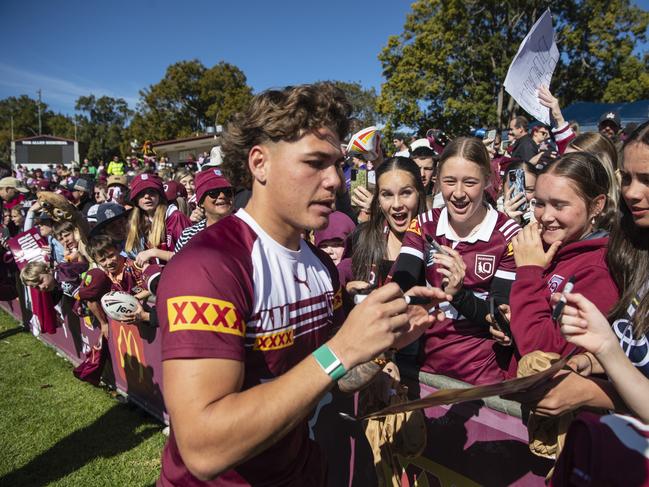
[337,361,382,393]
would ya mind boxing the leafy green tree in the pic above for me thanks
[202,62,254,127]
[46,113,75,139]
[130,60,252,142]
[377,0,649,134]
[75,95,132,161]
[325,81,382,128]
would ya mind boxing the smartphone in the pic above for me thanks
[507,168,528,212]
[489,298,512,337]
[367,169,376,192]
[500,140,511,152]
[486,129,497,141]
[350,168,368,198]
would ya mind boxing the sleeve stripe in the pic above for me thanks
[399,246,424,260]
[495,269,517,280]
[504,225,521,239]
[499,219,517,233]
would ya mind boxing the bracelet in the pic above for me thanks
[312,344,347,381]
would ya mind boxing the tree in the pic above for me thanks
[130,60,253,142]
[325,81,382,128]
[75,95,132,161]
[377,0,649,135]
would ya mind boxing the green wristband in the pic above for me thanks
[312,344,347,381]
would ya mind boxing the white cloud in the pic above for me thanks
[0,63,139,113]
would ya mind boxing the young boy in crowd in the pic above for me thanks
[86,235,149,300]
[53,220,84,264]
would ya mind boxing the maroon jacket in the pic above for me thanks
[508,236,618,376]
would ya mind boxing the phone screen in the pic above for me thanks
[507,168,528,212]
[350,168,368,198]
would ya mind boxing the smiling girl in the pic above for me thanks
[507,152,619,374]
[344,157,427,290]
[393,137,521,384]
[125,174,191,266]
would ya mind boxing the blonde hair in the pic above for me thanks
[174,169,194,184]
[125,204,167,253]
[568,132,619,209]
[20,261,50,287]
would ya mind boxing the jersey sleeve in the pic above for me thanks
[495,218,521,282]
[392,217,426,291]
[165,209,192,251]
[158,241,253,362]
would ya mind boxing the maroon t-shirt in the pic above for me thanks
[108,258,144,295]
[157,209,344,486]
[399,206,520,384]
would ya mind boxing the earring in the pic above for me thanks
[590,216,596,225]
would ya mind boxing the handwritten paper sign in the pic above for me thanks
[504,9,560,125]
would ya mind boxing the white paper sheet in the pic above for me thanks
[504,9,560,125]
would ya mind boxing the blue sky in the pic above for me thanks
[1,0,647,116]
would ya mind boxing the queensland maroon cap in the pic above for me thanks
[195,168,232,204]
[163,180,188,202]
[129,174,164,202]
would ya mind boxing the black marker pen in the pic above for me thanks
[552,275,576,321]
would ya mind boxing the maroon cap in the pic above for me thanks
[195,168,232,204]
[314,211,356,247]
[129,174,164,202]
[163,180,188,202]
[78,268,112,301]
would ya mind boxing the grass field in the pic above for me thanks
[0,310,167,487]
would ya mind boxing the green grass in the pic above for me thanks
[0,310,167,487]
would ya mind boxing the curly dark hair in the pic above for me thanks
[220,83,352,189]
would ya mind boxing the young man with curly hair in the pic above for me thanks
[156,83,447,486]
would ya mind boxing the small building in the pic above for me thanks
[11,135,79,170]
[152,132,220,165]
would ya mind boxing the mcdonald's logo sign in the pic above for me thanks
[167,296,245,336]
[113,322,146,383]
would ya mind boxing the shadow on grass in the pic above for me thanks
[0,403,160,487]
[0,326,26,340]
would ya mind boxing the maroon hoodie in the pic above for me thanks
[507,236,618,377]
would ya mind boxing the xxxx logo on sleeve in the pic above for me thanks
[168,296,245,336]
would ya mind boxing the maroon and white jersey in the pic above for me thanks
[158,209,344,486]
[399,206,520,384]
[162,204,192,252]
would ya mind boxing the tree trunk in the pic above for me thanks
[496,84,504,130]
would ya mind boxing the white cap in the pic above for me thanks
[410,138,432,151]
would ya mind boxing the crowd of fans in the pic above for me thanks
[2,82,648,485]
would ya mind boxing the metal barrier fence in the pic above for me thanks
[3,292,550,486]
